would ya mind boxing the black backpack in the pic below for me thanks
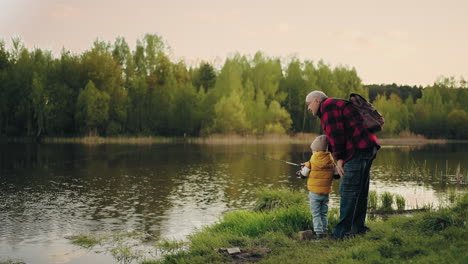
[348,93,384,133]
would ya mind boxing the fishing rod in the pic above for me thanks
[242,151,301,167]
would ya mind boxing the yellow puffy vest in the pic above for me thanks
[305,151,335,194]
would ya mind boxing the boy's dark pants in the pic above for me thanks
[333,146,378,238]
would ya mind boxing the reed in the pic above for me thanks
[448,188,458,203]
[395,194,406,211]
[368,190,378,210]
[380,191,394,212]
[403,159,468,185]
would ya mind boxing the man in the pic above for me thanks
[305,90,379,239]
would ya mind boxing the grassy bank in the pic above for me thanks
[143,188,467,264]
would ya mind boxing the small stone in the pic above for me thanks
[227,247,241,255]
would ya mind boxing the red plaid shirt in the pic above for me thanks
[318,98,379,162]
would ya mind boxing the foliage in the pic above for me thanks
[366,83,423,103]
[192,62,216,92]
[1,36,467,138]
[447,109,468,139]
[75,81,110,136]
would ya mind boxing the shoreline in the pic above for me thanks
[1,134,459,145]
[62,189,468,264]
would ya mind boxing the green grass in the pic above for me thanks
[66,234,104,248]
[0,259,26,264]
[253,187,307,211]
[145,189,467,264]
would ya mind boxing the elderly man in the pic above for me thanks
[305,90,380,239]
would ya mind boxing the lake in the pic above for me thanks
[0,142,466,263]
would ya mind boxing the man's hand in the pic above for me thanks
[336,159,344,178]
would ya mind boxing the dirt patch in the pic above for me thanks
[217,248,272,263]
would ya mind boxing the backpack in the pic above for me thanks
[348,93,385,133]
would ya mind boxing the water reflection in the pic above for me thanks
[0,142,466,263]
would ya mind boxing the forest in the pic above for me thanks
[0,34,467,139]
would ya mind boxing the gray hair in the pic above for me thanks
[305,91,328,103]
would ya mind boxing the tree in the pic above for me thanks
[373,93,408,136]
[265,100,292,134]
[81,40,127,135]
[12,46,34,135]
[280,58,307,132]
[127,75,148,133]
[134,40,146,76]
[447,109,468,139]
[316,60,340,98]
[202,58,245,134]
[245,87,267,134]
[0,40,11,135]
[31,72,52,137]
[414,86,447,138]
[47,50,82,135]
[75,81,110,136]
[302,61,321,133]
[112,36,134,85]
[144,34,166,76]
[251,52,284,105]
[193,62,216,92]
[211,90,249,134]
[333,66,366,98]
[170,82,203,136]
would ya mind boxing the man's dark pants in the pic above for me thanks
[333,146,378,238]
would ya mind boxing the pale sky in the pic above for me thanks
[1,0,467,86]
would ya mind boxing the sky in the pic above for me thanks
[1,0,467,86]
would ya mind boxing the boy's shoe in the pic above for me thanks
[316,233,327,240]
[357,226,371,234]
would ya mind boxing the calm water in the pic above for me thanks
[0,142,466,263]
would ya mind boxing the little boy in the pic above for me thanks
[297,135,336,239]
